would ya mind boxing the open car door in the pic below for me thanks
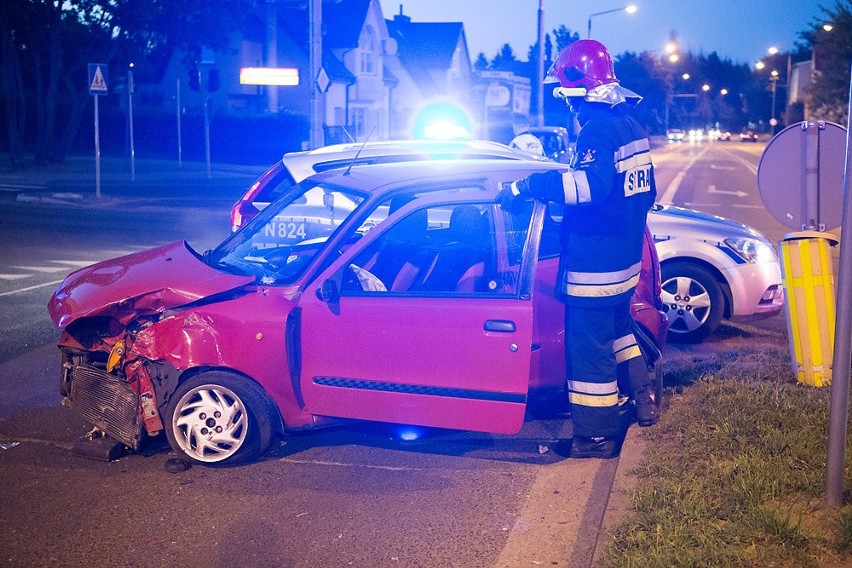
[297,194,543,434]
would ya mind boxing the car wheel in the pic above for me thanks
[165,371,276,466]
[660,262,724,343]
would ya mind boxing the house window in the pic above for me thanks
[352,108,366,139]
[360,26,376,75]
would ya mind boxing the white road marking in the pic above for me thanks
[707,184,748,198]
[0,280,63,297]
[683,202,722,208]
[10,265,70,273]
[48,260,96,267]
[731,204,766,209]
[0,274,30,281]
[657,145,712,205]
[710,164,736,170]
[716,146,759,174]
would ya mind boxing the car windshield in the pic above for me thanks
[209,181,367,284]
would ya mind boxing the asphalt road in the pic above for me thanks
[0,140,793,566]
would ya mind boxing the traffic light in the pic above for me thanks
[207,69,220,92]
[188,64,200,91]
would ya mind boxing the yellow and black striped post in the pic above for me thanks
[779,231,839,386]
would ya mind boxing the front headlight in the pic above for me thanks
[724,237,777,264]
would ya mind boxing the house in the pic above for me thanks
[132,0,532,160]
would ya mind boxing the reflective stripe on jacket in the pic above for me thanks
[529,103,656,306]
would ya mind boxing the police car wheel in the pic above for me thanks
[660,262,724,344]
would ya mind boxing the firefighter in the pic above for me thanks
[500,39,658,459]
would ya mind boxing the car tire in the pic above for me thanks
[660,262,724,344]
[165,371,276,466]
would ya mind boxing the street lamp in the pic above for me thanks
[770,69,779,134]
[587,5,637,38]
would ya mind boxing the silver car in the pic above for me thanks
[231,140,783,343]
[650,204,783,343]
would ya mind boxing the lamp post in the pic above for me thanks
[769,70,779,135]
[536,0,544,127]
[587,5,637,38]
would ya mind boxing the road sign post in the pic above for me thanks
[128,67,136,182]
[757,121,846,387]
[88,64,109,198]
[826,61,852,508]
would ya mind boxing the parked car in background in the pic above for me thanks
[522,126,573,163]
[49,160,666,466]
[651,204,783,343]
[740,129,760,142]
[232,140,783,343]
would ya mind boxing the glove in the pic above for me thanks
[497,180,530,213]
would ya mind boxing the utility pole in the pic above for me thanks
[536,0,545,127]
[309,0,324,148]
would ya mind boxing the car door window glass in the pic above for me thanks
[342,201,533,296]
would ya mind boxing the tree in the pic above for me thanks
[474,52,489,71]
[806,0,852,124]
[490,43,519,72]
[1,0,251,166]
[552,25,580,53]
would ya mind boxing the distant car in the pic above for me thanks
[667,129,686,142]
[740,129,759,142]
[718,130,733,141]
[49,159,666,466]
[651,204,783,343]
[229,139,548,231]
[231,140,783,343]
[688,129,705,142]
[522,126,573,163]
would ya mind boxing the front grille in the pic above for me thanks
[69,364,142,449]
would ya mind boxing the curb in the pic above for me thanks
[591,425,646,565]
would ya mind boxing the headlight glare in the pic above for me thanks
[724,237,776,264]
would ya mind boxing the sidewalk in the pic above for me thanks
[0,155,267,207]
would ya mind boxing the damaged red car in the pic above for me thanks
[49,160,667,466]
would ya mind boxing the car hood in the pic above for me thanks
[48,241,255,329]
[648,204,771,244]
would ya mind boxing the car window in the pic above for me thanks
[254,167,297,205]
[210,182,366,284]
[341,200,534,296]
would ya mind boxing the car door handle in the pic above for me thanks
[484,320,516,333]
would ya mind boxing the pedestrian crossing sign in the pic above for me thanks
[88,63,108,95]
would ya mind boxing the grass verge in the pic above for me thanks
[604,348,852,567]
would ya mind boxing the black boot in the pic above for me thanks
[570,436,620,459]
[633,386,659,427]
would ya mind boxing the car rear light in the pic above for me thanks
[231,180,264,231]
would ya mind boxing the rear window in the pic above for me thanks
[255,168,298,204]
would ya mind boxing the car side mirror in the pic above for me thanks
[316,279,340,303]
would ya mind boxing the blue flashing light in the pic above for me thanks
[410,101,474,140]
[398,429,420,441]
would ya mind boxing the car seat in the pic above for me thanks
[415,205,490,292]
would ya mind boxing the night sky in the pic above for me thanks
[380,0,830,66]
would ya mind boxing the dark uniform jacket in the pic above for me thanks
[518,102,656,307]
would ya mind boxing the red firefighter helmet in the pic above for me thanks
[545,39,618,94]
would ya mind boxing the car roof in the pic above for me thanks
[527,126,569,134]
[280,139,548,182]
[305,158,565,195]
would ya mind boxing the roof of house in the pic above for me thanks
[386,17,464,70]
[323,0,372,50]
